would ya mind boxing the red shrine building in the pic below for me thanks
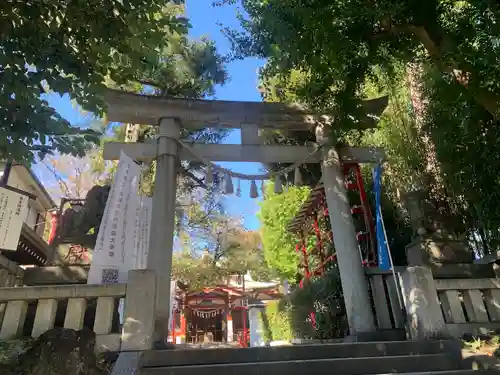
[170,273,281,346]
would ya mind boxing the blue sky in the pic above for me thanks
[34,0,265,230]
[187,0,265,230]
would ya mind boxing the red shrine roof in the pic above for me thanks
[184,287,242,299]
[287,185,326,234]
[202,286,245,297]
[183,284,282,300]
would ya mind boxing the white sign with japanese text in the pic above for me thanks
[0,187,29,251]
[132,196,152,270]
[88,151,141,284]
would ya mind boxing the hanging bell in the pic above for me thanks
[249,180,259,198]
[224,174,234,194]
[274,175,283,194]
[205,165,214,185]
[294,167,303,186]
[236,178,242,197]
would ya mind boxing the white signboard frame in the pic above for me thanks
[0,187,29,251]
[88,151,152,285]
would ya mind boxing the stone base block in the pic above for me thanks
[406,238,474,266]
[431,264,495,279]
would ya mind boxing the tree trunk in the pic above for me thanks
[408,25,500,119]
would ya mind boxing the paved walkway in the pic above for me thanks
[182,342,241,349]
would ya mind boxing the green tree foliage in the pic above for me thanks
[257,183,311,280]
[135,33,228,99]
[289,267,348,339]
[90,6,230,192]
[171,250,224,292]
[172,221,271,291]
[46,4,231,249]
[221,0,500,255]
[257,63,416,265]
[261,267,348,341]
[222,0,500,120]
[0,0,190,163]
[420,65,500,254]
[259,300,294,342]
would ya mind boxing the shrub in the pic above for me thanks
[260,265,349,341]
[260,300,294,342]
[289,265,348,340]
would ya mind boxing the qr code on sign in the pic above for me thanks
[101,268,119,284]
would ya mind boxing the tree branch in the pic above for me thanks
[179,165,208,190]
[135,79,162,88]
[374,23,500,119]
[38,83,48,95]
[42,161,72,198]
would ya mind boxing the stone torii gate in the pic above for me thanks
[102,88,388,343]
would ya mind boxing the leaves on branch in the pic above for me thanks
[0,0,192,163]
[258,183,311,280]
[172,218,272,291]
[224,0,500,119]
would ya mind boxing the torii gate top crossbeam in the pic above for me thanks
[104,89,388,131]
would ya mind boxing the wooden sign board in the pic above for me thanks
[53,243,93,265]
[0,187,29,251]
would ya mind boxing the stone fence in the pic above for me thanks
[367,266,500,340]
[435,277,500,336]
[366,269,405,333]
[0,254,24,287]
[0,269,156,352]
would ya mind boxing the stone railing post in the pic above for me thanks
[121,269,157,351]
[399,266,447,340]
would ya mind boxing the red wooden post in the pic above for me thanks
[312,214,325,274]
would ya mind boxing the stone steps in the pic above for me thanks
[138,340,494,375]
[141,354,457,375]
[140,340,459,368]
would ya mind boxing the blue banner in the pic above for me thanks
[373,165,391,270]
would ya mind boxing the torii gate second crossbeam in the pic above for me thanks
[102,88,388,344]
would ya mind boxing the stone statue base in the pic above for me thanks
[406,237,494,278]
[406,237,473,265]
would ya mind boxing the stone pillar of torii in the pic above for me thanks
[103,89,388,343]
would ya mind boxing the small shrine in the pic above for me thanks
[171,273,280,346]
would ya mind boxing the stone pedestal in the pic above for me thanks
[406,238,473,265]
[406,237,495,278]
[403,190,494,278]
[248,305,266,347]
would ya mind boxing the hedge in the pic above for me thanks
[260,266,348,341]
